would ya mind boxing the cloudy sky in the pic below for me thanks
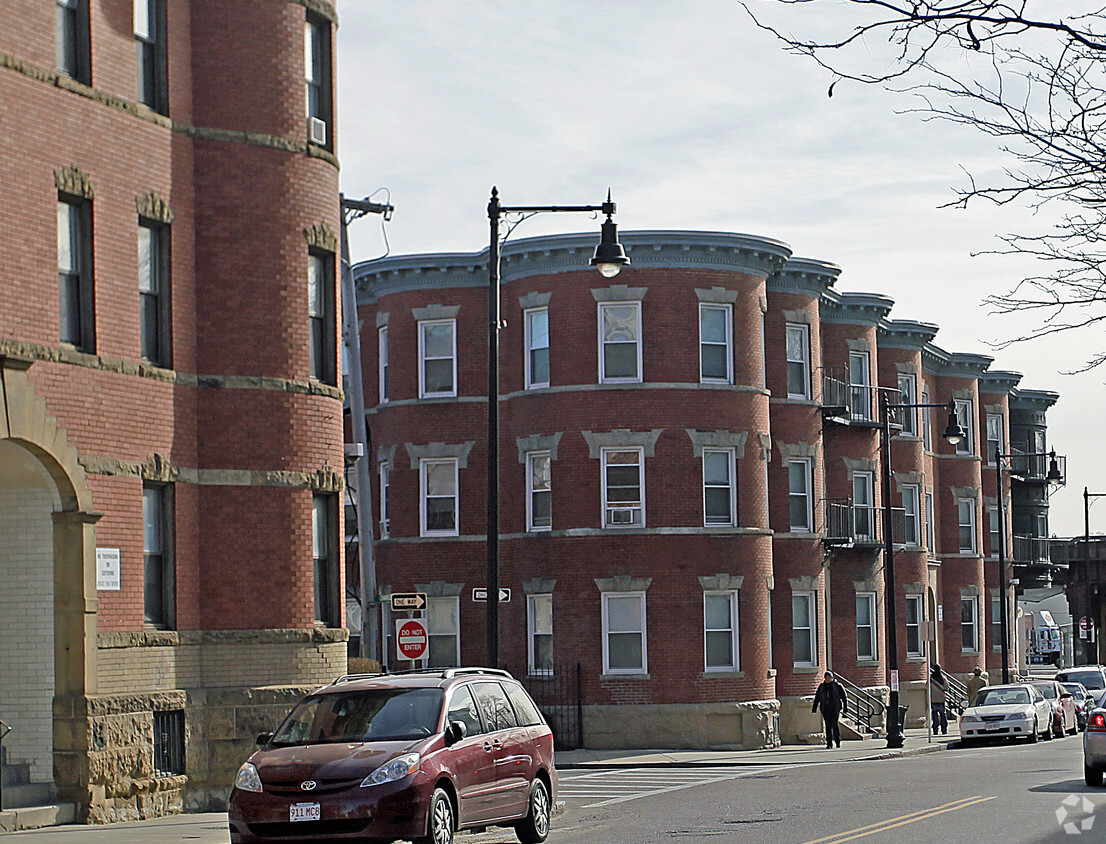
[336,1,1104,537]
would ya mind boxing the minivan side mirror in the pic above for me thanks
[444,720,467,746]
[256,732,274,746]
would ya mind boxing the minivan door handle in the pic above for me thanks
[483,739,502,752]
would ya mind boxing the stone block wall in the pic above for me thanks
[582,700,780,750]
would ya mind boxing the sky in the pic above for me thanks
[335,0,1106,538]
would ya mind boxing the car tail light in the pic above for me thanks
[1089,712,1106,732]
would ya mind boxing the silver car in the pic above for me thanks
[958,684,1052,744]
[1082,691,1106,785]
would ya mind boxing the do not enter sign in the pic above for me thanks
[396,618,429,661]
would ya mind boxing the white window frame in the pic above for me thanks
[526,450,552,532]
[427,596,460,668]
[597,301,642,384]
[853,471,875,542]
[958,498,977,554]
[602,592,647,675]
[699,303,733,384]
[378,462,390,538]
[378,325,388,403]
[703,590,740,672]
[527,593,554,674]
[898,374,917,436]
[905,594,924,658]
[418,318,457,399]
[849,351,871,421]
[788,458,813,532]
[991,595,1003,653]
[921,389,932,451]
[524,306,550,390]
[702,447,737,527]
[792,591,817,668]
[856,592,877,661]
[420,457,458,537]
[988,505,1000,559]
[601,447,645,528]
[785,323,811,399]
[901,484,920,547]
[961,596,979,653]
[954,399,974,455]
[925,491,935,553]
[986,413,1004,465]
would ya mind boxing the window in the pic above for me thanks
[788,458,813,532]
[57,197,94,351]
[378,326,388,403]
[986,413,1004,464]
[961,597,979,652]
[901,484,920,546]
[898,374,917,435]
[525,307,549,389]
[785,323,810,399]
[699,304,732,383]
[528,594,553,674]
[446,686,482,737]
[138,221,170,365]
[420,458,458,536]
[992,596,1003,652]
[849,351,871,421]
[152,710,185,776]
[853,472,875,542]
[925,491,935,553]
[704,591,739,671]
[305,14,332,146]
[792,592,817,667]
[921,389,932,450]
[134,0,166,113]
[526,451,552,531]
[988,506,1001,558]
[958,498,976,553]
[602,447,644,528]
[1037,512,1048,539]
[312,494,338,626]
[308,252,335,383]
[703,448,736,527]
[598,301,641,383]
[378,462,390,538]
[427,597,459,667]
[856,593,877,660]
[602,592,647,674]
[56,0,89,83]
[905,595,923,657]
[143,484,173,628]
[472,681,517,731]
[418,319,456,398]
[954,399,974,455]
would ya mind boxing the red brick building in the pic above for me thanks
[1,0,345,824]
[352,229,1060,747]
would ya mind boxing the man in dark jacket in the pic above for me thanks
[812,671,848,748]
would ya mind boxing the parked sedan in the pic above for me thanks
[1062,682,1097,730]
[1057,666,1106,694]
[958,684,1052,744]
[1082,694,1106,785]
[1024,680,1079,737]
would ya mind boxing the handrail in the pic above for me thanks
[835,674,885,735]
[945,673,969,714]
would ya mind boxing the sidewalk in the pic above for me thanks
[555,727,957,768]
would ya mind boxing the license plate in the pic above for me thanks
[290,802,321,822]
[981,727,1002,733]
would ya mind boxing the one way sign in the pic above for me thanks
[390,592,427,611]
[472,588,511,603]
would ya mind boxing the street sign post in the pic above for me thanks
[396,618,428,661]
[390,592,427,611]
[472,588,511,603]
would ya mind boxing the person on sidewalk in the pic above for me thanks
[813,671,848,749]
[930,663,949,735]
[965,667,988,705]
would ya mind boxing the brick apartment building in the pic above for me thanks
[351,229,1060,748]
[1,0,345,824]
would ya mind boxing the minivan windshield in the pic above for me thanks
[271,688,444,745]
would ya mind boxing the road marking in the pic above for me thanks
[802,795,998,844]
[558,766,779,808]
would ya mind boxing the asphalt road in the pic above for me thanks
[4,734,1103,843]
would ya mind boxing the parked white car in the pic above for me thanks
[959,684,1052,745]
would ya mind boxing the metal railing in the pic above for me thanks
[1008,446,1066,484]
[836,674,885,735]
[512,662,584,750]
[1013,535,1052,563]
[945,673,969,715]
[823,499,905,548]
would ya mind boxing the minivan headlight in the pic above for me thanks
[361,752,421,787]
[234,762,263,793]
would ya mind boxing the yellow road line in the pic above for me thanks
[803,795,997,844]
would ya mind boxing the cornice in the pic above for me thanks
[1010,388,1060,411]
[877,319,939,350]
[921,343,994,379]
[767,257,840,297]
[978,369,1023,395]
[820,290,894,326]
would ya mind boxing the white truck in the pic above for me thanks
[1024,610,1063,667]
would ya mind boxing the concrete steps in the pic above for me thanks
[0,802,76,833]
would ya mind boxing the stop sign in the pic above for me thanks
[1082,616,1092,632]
[396,618,429,661]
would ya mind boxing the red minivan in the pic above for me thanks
[228,668,556,844]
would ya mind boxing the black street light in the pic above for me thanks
[1084,488,1106,664]
[879,393,964,748]
[993,448,1063,683]
[485,188,629,667]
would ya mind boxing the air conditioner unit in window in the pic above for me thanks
[608,507,638,526]
[308,116,327,145]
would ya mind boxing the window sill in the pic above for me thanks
[905,655,926,663]
[767,668,778,678]
[856,659,880,666]
[600,673,651,680]
[702,670,745,679]
[792,665,822,674]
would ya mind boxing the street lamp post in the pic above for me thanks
[993,448,1063,683]
[1085,488,1106,664]
[485,188,629,667]
[879,393,964,748]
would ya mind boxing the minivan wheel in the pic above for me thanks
[1086,764,1104,787]
[416,788,454,844]
[515,778,551,844]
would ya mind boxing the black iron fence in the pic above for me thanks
[510,662,583,750]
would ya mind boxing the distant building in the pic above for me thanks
[352,229,1060,748]
[1,0,344,824]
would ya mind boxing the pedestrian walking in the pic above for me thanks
[965,667,987,704]
[930,663,949,735]
[813,671,848,749]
